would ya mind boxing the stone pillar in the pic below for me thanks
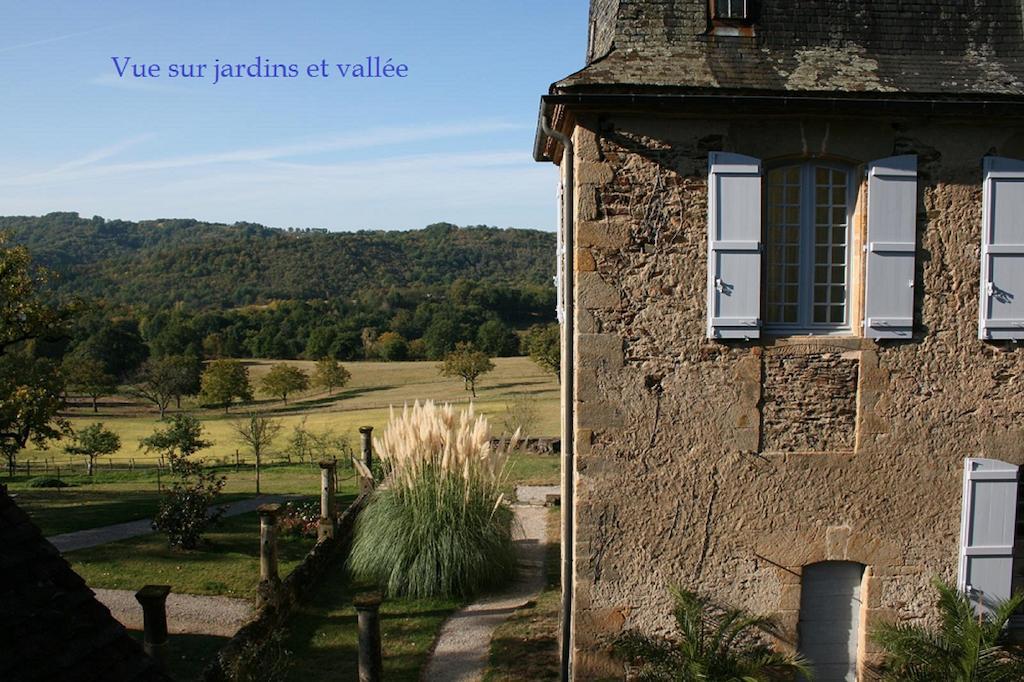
[318,460,337,541]
[135,585,171,670]
[257,503,281,608]
[354,592,383,682]
[258,503,280,582]
[358,426,374,493]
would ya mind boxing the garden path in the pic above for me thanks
[423,484,558,682]
[94,588,254,637]
[47,494,295,553]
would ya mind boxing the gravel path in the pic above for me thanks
[94,588,254,637]
[48,494,295,553]
[423,485,558,682]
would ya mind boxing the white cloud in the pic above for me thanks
[0,24,123,54]
[0,146,557,231]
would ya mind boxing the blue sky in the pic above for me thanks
[0,2,588,231]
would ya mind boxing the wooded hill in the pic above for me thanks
[2,213,555,309]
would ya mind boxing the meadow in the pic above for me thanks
[21,356,560,468]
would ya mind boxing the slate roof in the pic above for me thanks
[0,486,169,682]
[555,0,1024,98]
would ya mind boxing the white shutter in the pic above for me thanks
[864,155,918,340]
[980,157,1024,340]
[707,152,762,340]
[958,458,1019,615]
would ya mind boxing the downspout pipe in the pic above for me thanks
[541,113,574,682]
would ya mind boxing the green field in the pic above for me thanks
[9,463,361,536]
[21,357,559,468]
[66,507,339,598]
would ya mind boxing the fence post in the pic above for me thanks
[256,503,281,608]
[135,585,171,670]
[235,449,240,471]
[354,592,383,682]
[318,460,337,541]
[358,426,374,493]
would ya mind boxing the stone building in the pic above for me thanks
[534,1,1024,679]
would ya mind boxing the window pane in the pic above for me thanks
[764,163,850,330]
[810,165,849,326]
[765,166,801,324]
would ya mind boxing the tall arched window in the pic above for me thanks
[764,162,853,332]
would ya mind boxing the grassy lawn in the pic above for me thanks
[64,507,342,598]
[7,463,360,536]
[127,631,229,682]
[505,454,560,492]
[9,454,552,536]
[282,564,462,682]
[484,509,562,681]
[21,357,560,467]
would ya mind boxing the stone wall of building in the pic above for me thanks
[567,112,1024,678]
[585,0,1024,56]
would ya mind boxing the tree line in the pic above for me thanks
[3,213,556,309]
[0,232,560,477]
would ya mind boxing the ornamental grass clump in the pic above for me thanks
[348,400,518,598]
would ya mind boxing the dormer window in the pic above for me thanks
[710,0,757,27]
[713,0,750,20]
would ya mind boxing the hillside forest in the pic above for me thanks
[4,213,559,370]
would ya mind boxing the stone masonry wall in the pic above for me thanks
[567,112,1024,678]
[762,349,859,452]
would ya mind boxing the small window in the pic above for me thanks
[764,162,853,333]
[712,0,754,22]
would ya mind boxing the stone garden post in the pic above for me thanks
[318,460,337,541]
[359,425,374,493]
[354,592,383,682]
[257,503,281,607]
[135,585,171,670]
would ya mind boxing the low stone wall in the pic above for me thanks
[201,490,370,681]
[491,436,560,455]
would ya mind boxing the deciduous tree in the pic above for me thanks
[232,413,282,495]
[144,417,224,549]
[65,422,121,476]
[439,342,495,398]
[476,319,519,357]
[199,359,253,412]
[260,363,309,404]
[63,352,118,412]
[140,414,212,472]
[312,357,351,395]
[375,332,409,361]
[1,234,70,475]
[131,355,201,418]
[524,323,560,381]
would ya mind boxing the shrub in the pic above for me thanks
[29,477,68,488]
[348,401,517,598]
[614,588,812,681]
[148,418,225,549]
[152,476,225,549]
[870,580,1024,681]
[278,500,321,538]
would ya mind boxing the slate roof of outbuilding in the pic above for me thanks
[555,0,1024,98]
[0,485,170,682]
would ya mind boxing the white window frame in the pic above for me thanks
[712,0,752,21]
[762,161,855,335]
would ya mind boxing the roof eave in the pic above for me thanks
[533,89,1024,163]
